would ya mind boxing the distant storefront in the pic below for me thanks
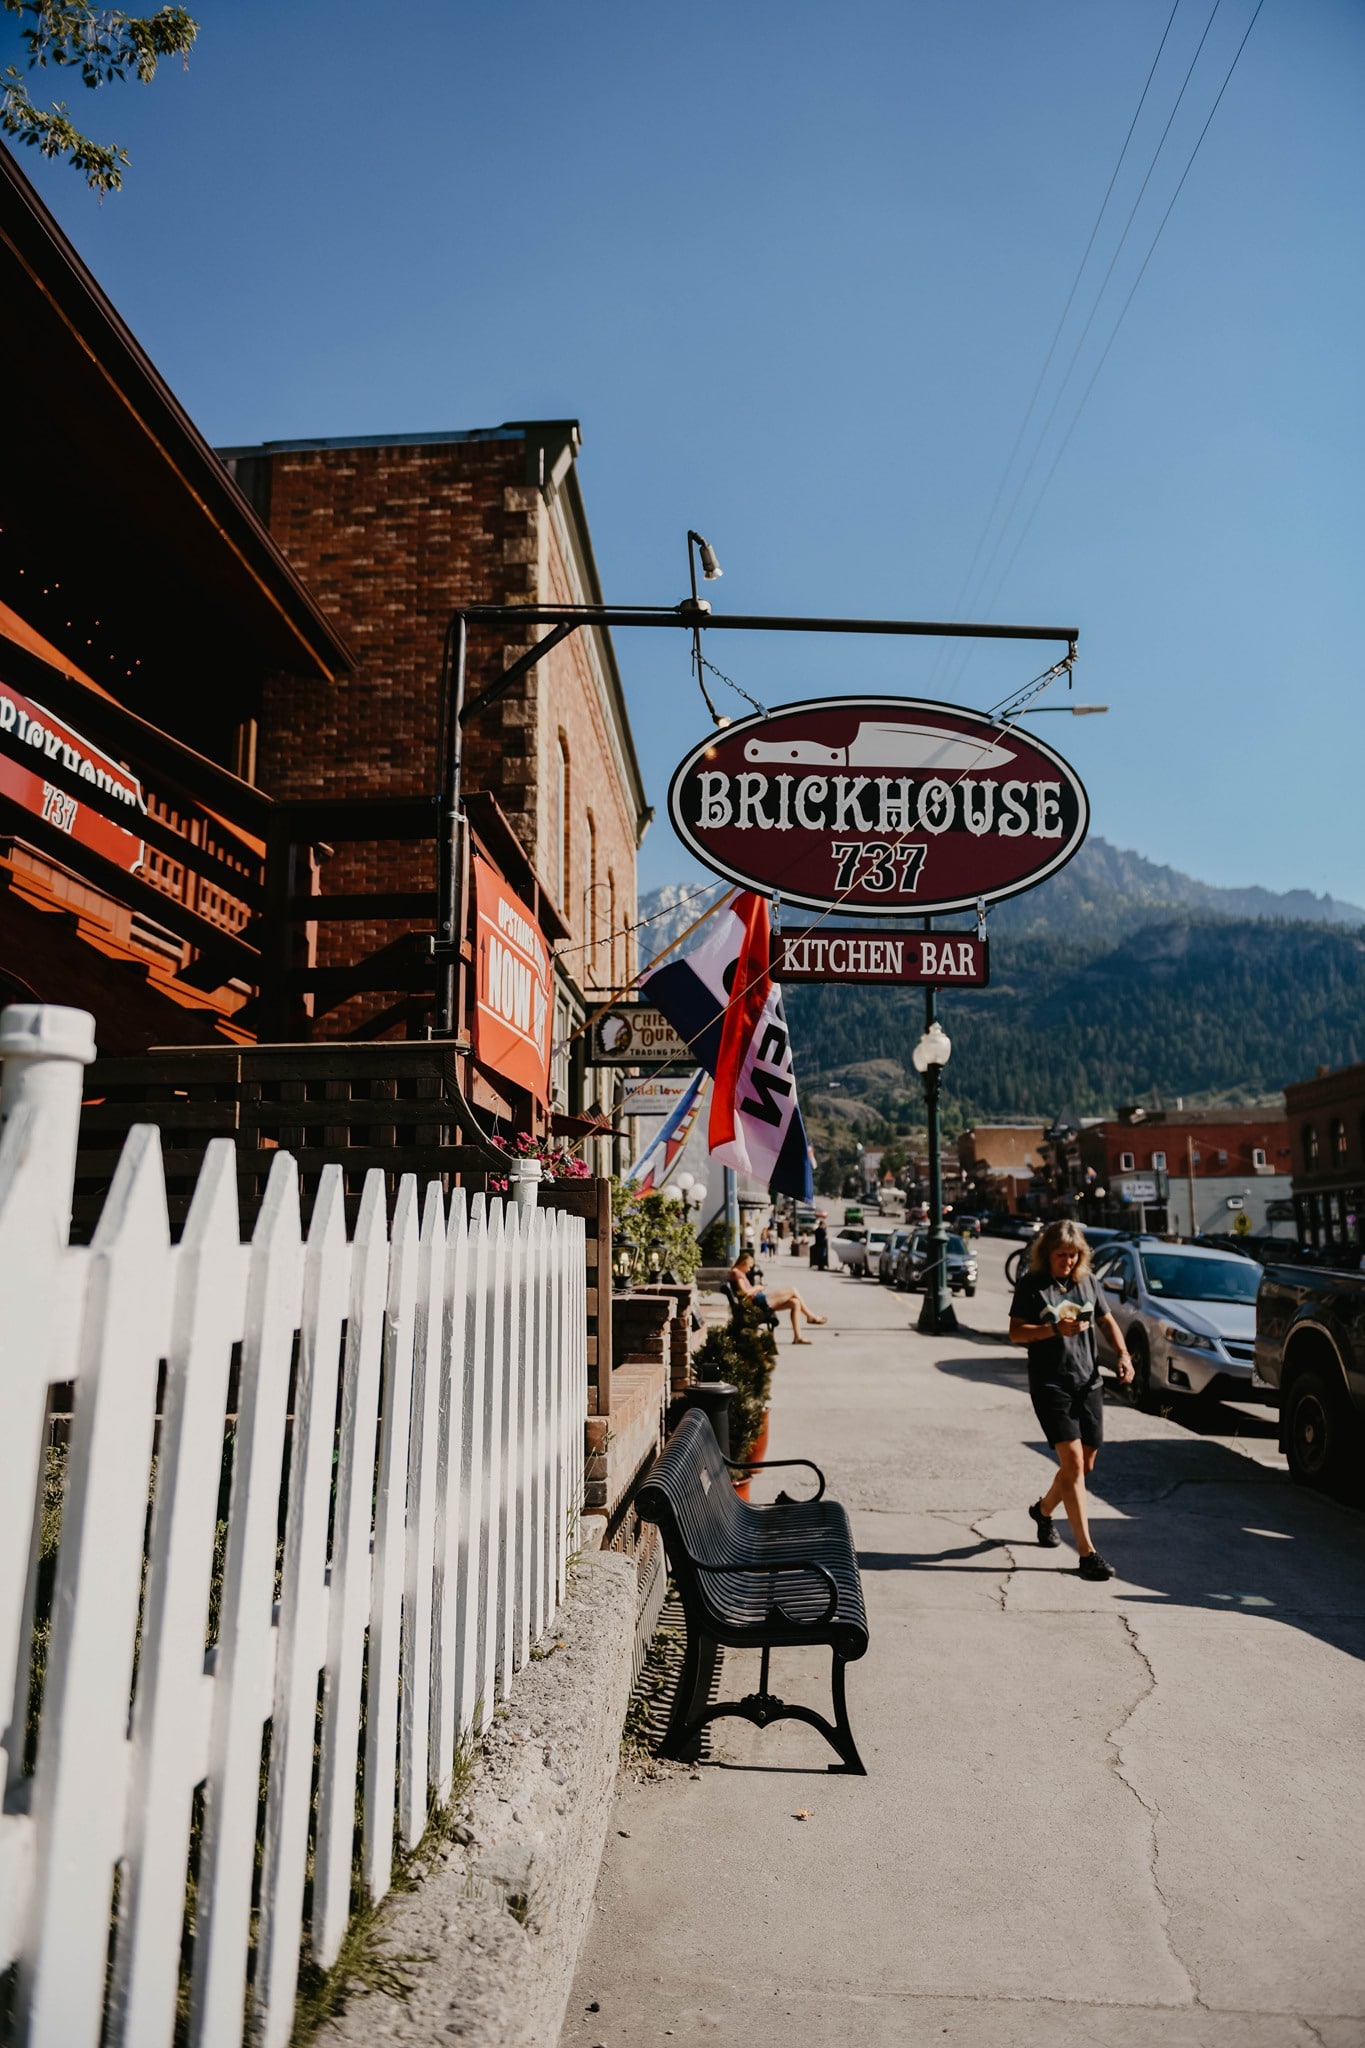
[1286,1060,1365,1254]
[1048,1107,1293,1236]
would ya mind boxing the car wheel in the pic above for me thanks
[1285,1370,1356,1492]
[965,1285,976,1298]
[1127,1329,1155,1412]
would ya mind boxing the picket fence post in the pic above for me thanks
[0,1009,589,2048]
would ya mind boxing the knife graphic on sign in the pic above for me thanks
[742,722,1016,772]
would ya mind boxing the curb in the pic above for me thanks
[315,1549,637,2048]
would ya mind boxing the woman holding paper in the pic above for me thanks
[1008,1220,1133,1581]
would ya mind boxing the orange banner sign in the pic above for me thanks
[473,861,552,1103]
[0,682,145,872]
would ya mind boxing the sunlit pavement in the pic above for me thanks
[561,1237,1365,2048]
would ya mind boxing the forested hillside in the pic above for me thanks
[784,919,1365,1125]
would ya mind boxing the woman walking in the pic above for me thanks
[730,1249,827,1344]
[1008,1219,1133,1581]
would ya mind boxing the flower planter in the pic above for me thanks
[732,1408,770,1500]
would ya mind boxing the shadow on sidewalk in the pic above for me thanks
[858,1538,1011,1571]
[860,1392,1365,1662]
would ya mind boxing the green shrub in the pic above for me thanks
[610,1180,701,1285]
[691,1301,776,1464]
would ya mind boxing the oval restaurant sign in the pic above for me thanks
[668,696,1089,916]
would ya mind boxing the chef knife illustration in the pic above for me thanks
[743,722,1015,772]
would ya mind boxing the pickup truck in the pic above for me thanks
[1255,1263,1365,1490]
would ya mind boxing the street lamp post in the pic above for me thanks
[912,983,957,1338]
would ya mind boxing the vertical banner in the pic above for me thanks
[473,860,552,1103]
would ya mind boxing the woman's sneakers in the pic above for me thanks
[1028,1500,1060,1548]
[1078,1550,1115,1581]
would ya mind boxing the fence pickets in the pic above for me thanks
[0,1106,586,2048]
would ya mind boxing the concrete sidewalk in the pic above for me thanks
[561,1240,1365,2047]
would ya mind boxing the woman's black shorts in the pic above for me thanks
[1029,1371,1104,1447]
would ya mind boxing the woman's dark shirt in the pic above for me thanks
[1009,1270,1100,1387]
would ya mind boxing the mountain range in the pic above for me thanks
[639,839,1364,956]
[638,842,1365,1133]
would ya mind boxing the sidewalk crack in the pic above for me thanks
[969,1515,1016,1611]
[1108,1610,1203,2008]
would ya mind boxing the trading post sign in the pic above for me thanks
[774,928,988,986]
[587,1002,692,1068]
[668,697,1089,917]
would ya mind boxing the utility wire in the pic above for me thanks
[925,0,1184,694]
[939,0,1225,698]
[970,0,1267,630]
[943,0,1262,702]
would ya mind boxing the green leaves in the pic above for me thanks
[1,3,198,191]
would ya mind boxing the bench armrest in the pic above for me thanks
[723,1455,826,1504]
[693,1557,839,1627]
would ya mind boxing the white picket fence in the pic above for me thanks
[0,1005,587,2048]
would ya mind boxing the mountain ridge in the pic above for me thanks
[639,839,1364,953]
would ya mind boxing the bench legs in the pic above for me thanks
[662,1639,867,1775]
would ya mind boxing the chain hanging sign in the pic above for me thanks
[668,696,1089,917]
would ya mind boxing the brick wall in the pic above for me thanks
[236,428,641,1027]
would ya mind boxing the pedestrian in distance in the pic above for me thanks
[810,1220,829,1270]
[1008,1218,1134,1581]
[730,1248,827,1344]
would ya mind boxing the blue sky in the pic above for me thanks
[15,0,1364,903]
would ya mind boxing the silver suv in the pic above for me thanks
[1091,1240,1265,1408]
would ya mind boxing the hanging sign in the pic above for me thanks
[587,1002,691,1068]
[0,682,145,873]
[620,1076,696,1117]
[668,696,1089,917]
[773,927,988,985]
[473,860,552,1102]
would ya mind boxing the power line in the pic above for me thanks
[970,0,1267,628]
[939,0,1226,700]
[924,0,1184,695]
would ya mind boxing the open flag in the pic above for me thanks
[641,893,814,1200]
[624,1068,706,1189]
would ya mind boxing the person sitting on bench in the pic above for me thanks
[729,1248,827,1346]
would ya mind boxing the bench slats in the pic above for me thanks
[637,1408,869,1772]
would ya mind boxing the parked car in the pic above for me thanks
[831,1227,868,1271]
[861,1225,900,1279]
[895,1230,978,1297]
[1255,1261,1365,1490]
[1090,1240,1264,1409]
[878,1227,914,1286]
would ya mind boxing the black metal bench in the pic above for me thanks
[637,1408,869,1774]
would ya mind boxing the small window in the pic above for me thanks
[1331,1117,1348,1163]
[1252,1147,1267,1169]
[1303,1123,1320,1170]
[1119,1151,1135,1172]
[1151,1150,1166,1172]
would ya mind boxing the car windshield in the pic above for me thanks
[947,1235,967,1256]
[1139,1253,1260,1303]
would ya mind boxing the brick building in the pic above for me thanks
[1065,1106,1292,1235]
[957,1124,1046,1215]
[1285,1059,1365,1255]
[219,424,650,1135]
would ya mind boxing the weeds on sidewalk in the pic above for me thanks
[621,1590,694,1784]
